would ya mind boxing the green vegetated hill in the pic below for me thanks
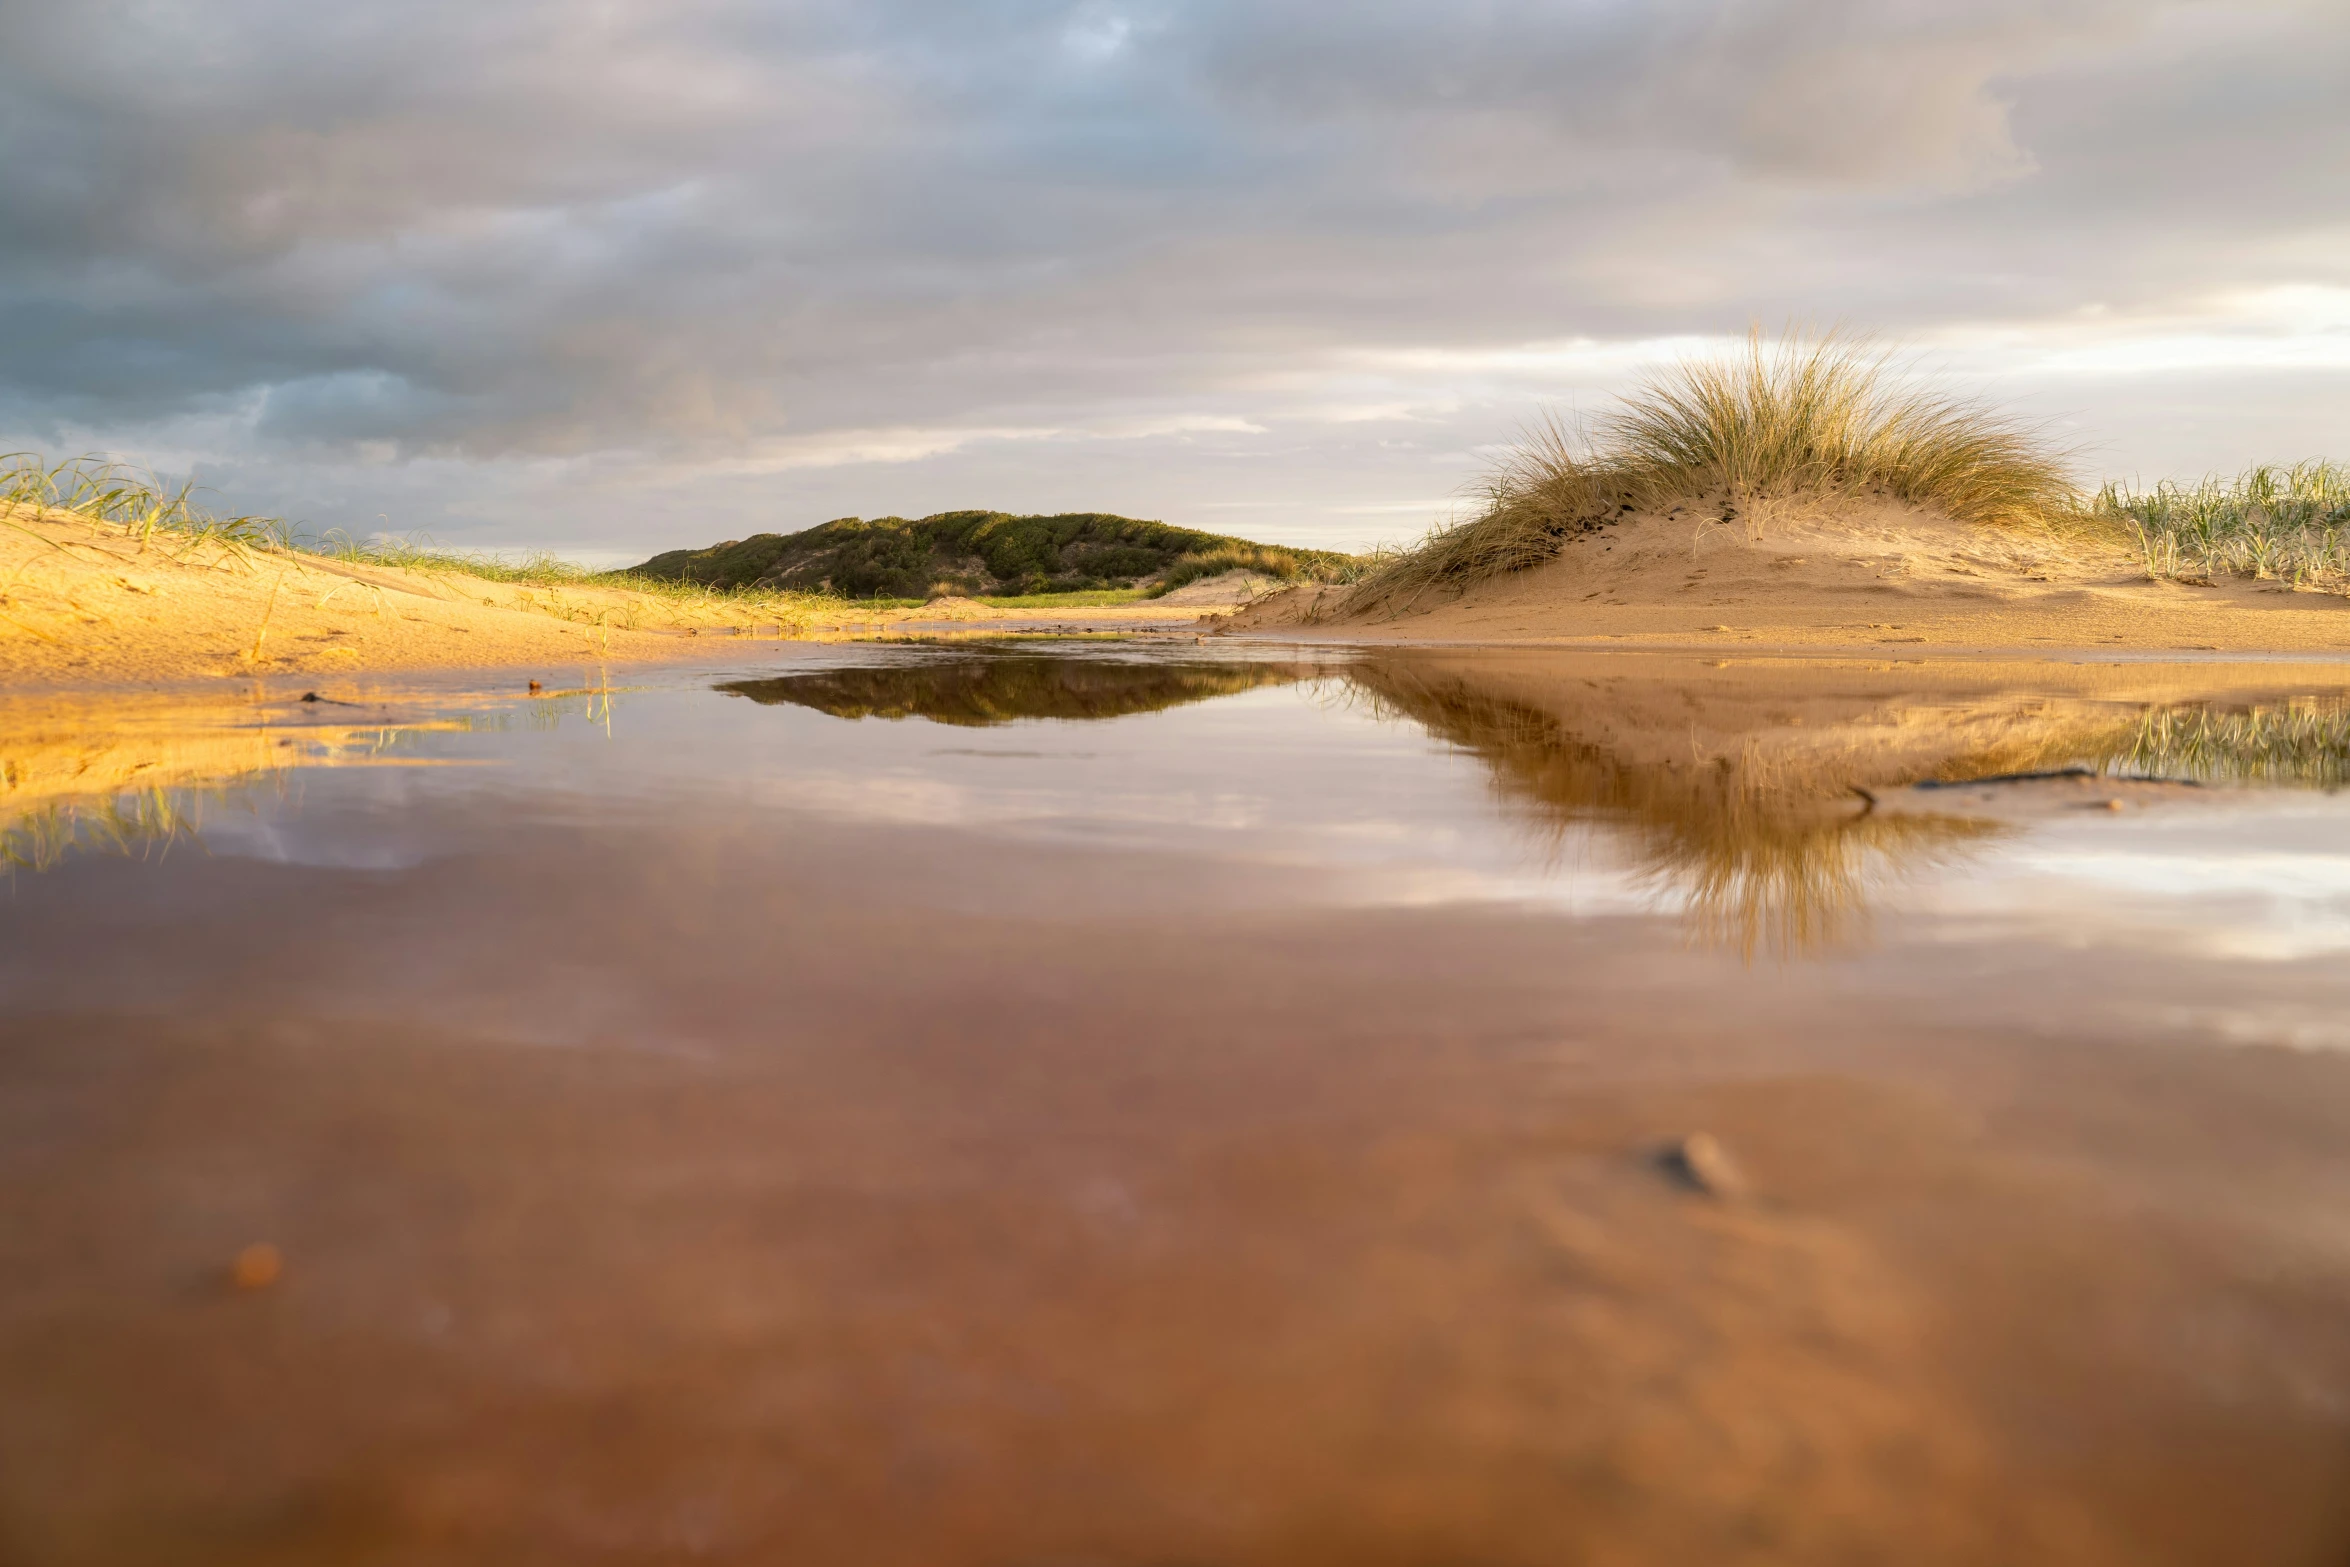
[632,510,1353,600]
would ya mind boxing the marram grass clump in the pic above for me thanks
[2,452,288,552]
[1342,333,2081,614]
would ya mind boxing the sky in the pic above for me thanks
[2,0,2346,560]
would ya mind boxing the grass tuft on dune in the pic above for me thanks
[2101,462,2350,586]
[3,452,288,552]
[1341,332,2082,615]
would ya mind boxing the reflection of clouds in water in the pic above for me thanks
[1917,833,2350,963]
[751,768,1282,836]
[2004,846,2350,902]
[197,811,439,873]
[2150,1004,2350,1054]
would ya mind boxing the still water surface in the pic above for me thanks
[6,644,2350,1564]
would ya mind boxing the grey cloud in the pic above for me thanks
[0,0,2344,547]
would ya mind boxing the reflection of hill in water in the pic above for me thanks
[719,656,1314,726]
[1342,656,2350,958]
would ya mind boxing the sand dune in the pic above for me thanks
[0,508,1244,686]
[1233,497,2350,654]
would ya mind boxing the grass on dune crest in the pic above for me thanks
[1,453,860,633]
[2,452,290,554]
[2100,462,2350,586]
[1340,332,2082,615]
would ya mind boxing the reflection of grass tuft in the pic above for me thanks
[1342,661,1999,959]
[2102,699,2350,786]
[1645,808,1996,960]
[1,788,210,873]
[1340,331,2080,614]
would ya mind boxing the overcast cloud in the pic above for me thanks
[2,0,2345,555]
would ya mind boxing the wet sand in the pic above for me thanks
[4,651,2350,1564]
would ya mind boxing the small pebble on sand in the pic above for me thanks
[1665,1132,1748,1199]
[231,1243,283,1290]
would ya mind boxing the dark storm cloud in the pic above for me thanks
[0,1,2344,543]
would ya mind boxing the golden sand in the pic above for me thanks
[1231,497,2350,655]
[0,507,1234,687]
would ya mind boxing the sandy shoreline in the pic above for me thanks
[18,496,2350,688]
[15,493,2350,694]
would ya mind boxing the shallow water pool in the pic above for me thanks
[6,643,2350,1564]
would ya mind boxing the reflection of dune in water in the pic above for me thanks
[719,654,1320,726]
[1346,657,2350,955]
[0,690,476,871]
[1341,662,2001,957]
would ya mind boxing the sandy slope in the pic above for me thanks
[1229,497,2350,654]
[0,509,1244,687]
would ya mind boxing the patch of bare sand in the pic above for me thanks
[1150,568,1283,606]
[1231,495,2350,654]
[891,573,1273,623]
[900,595,997,621]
